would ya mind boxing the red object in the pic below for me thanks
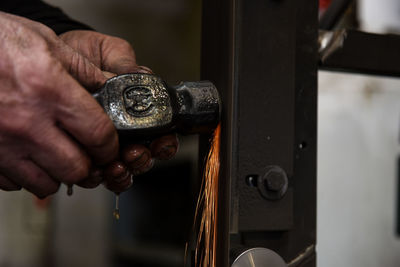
[34,196,51,209]
[320,0,332,9]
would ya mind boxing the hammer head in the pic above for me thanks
[94,73,220,136]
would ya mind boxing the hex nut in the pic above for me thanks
[257,166,288,200]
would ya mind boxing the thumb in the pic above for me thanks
[55,41,108,92]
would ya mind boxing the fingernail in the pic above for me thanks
[107,162,126,178]
[135,65,153,74]
[129,152,150,169]
[103,71,117,79]
[132,159,154,176]
[123,147,144,162]
[114,169,130,183]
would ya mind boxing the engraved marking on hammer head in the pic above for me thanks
[123,86,154,117]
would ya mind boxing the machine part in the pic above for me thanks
[319,0,353,30]
[202,0,317,265]
[94,73,220,136]
[319,30,347,62]
[319,30,400,77]
[287,245,315,267]
[232,248,287,267]
[257,166,288,200]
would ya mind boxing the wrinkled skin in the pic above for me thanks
[60,30,179,192]
[0,13,178,197]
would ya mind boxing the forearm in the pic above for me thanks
[0,0,92,34]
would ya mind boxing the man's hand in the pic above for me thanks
[59,30,150,75]
[0,13,119,197]
[60,30,179,192]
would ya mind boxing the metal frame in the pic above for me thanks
[201,0,318,266]
[201,0,400,266]
[319,29,400,77]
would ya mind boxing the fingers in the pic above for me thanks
[55,74,119,165]
[100,134,179,193]
[0,174,21,191]
[101,36,152,75]
[58,30,151,76]
[30,127,91,185]
[101,37,138,74]
[120,135,178,173]
[133,65,153,74]
[122,144,151,168]
[54,40,109,92]
[77,167,104,189]
[1,160,60,198]
[122,144,155,175]
[103,161,133,193]
[103,71,117,79]
[102,144,154,193]
[150,134,179,160]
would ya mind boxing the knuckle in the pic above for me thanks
[37,25,57,39]
[57,145,91,184]
[0,112,36,138]
[18,16,55,38]
[64,160,90,184]
[89,116,116,148]
[68,51,105,89]
[61,150,90,183]
[113,37,133,51]
[109,37,136,60]
[69,51,83,74]
[43,183,60,196]
[20,57,62,94]
[19,26,50,51]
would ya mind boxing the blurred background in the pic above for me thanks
[318,1,400,266]
[0,0,399,267]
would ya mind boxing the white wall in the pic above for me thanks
[317,1,400,266]
[318,72,400,267]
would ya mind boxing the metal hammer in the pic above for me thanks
[93,73,220,136]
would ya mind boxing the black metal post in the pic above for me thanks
[201,0,318,266]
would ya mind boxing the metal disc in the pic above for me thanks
[232,248,287,267]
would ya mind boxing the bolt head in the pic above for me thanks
[265,171,286,192]
[257,166,288,200]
